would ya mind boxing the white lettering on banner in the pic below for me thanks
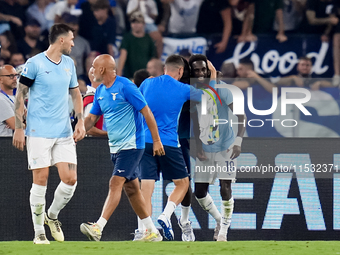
[201,84,311,116]
[224,41,329,76]
[162,37,207,62]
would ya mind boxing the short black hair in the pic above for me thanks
[239,58,254,70]
[165,55,185,69]
[49,23,75,44]
[179,56,190,84]
[188,54,208,69]
[188,54,210,78]
[133,69,150,87]
[298,56,312,63]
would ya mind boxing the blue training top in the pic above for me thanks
[90,76,147,153]
[139,75,203,147]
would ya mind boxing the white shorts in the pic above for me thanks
[194,149,237,184]
[27,136,77,170]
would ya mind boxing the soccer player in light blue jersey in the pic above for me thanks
[138,55,214,241]
[80,54,164,242]
[13,23,86,244]
[189,54,246,242]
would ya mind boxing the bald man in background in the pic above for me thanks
[146,58,163,77]
[0,65,19,136]
[80,54,164,242]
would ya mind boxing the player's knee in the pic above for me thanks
[174,177,189,189]
[124,184,137,197]
[195,188,207,199]
[63,177,77,186]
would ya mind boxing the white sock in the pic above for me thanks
[219,198,234,236]
[141,216,157,233]
[30,183,47,236]
[162,201,177,219]
[137,216,145,231]
[48,181,77,219]
[180,205,190,225]
[96,216,107,232]
[196,193,221,223]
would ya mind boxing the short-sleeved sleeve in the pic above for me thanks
[124,82,147,111]
[219,87,233,106]
[0,97,14,122]
[69,63,78,89]
[188,85,203,102]
[19,59,38,87]
[90,91,103,116]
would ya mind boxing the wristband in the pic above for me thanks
[234,136,242,147]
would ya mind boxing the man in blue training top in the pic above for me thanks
[189,54,246,242]
[13,23,86,244]
[80,54,164,242]
[138,54,216,241]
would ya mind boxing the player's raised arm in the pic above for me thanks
[140,105,165,156]
[12,82,28,151]
[70,87,86,142]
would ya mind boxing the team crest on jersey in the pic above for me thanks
[64,68,71,76]
[111,93,118,100]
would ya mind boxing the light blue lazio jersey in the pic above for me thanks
[203,85,235,153]
[139,75,203,147]
[21,52,78,138]
[90,76,147,153]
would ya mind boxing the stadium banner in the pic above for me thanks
[1,137,339,241]
[206,34,333,78]
[162,37,208,62]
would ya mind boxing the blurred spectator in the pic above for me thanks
[117,11,156,78]
[0,31,17,63]
[9,52,25,67]
[62,13,91,76]
[273,0,307,33]
[233,58,276,93]
[305,0,340,85]
[161,0,203,34]
[178,48,192,62]
[276,56,332,90]
[0,64,18,136]
[133,68,150,87]
[46,0,80,24]
[196,0,256,53]
[0,0,25,39]
[83,68,107,137]
[16,19,47,60]
[220,62,237,83]
[0,58,5,67]
[90,0,116,56]
[26,0,55,33]
[127,0,163,58]
[78,0,98,41]
[253,0,288,43]
[146,58,163,76]
[78,51,100,94]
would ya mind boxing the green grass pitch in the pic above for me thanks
[1,241,340,255]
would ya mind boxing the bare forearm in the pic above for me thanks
[117,50,127,76]
[14,83,28,129]
[236,114,246,137]
[141,106,161,142]
[257,77,276,93]
[242,3,254,36]
[307,11,332,25]
[276,9,285,34]
[84,115,99,132]
[71,88,84,121]
[86,127,108,137]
